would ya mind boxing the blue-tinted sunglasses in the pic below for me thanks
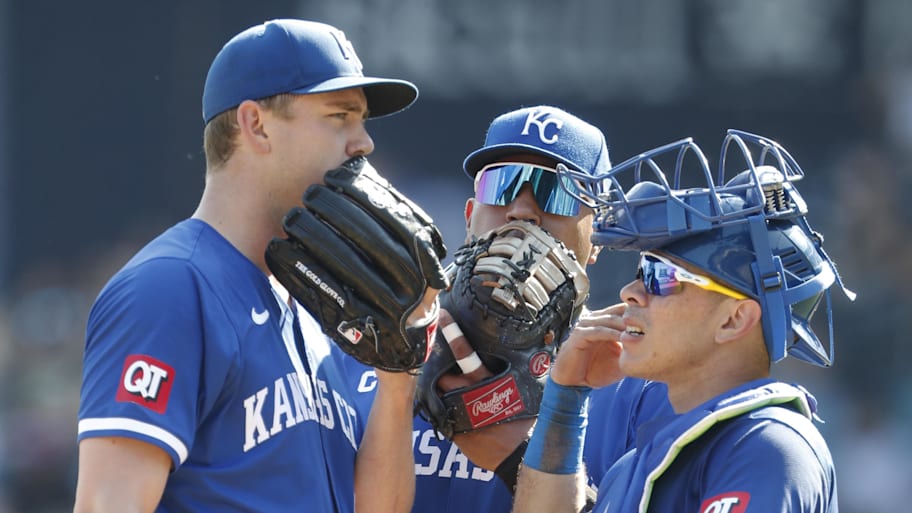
[474,162,582,216]
[637,251,748,300]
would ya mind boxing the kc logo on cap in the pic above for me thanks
[328,29,363,71]
[521,109,564,145]
[463,105,612,180]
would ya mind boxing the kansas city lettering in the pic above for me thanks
[243,372,358,452]
[294,261,345,308]
[412,429,494,482]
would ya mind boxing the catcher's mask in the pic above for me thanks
[559,129,856,367]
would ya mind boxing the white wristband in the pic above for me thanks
[441,322,464,342]
[456,352,484,374]
[441,323,483,374]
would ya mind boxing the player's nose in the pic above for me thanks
[348,125,375,157]
[505,185,542,225]
[620,278,647,307]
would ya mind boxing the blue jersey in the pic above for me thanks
[78,219,366,513]
[342,358,514,513]
[346,357,672,513]
[583,378,672,487]
[593,379,837,513]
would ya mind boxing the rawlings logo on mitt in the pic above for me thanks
[415,220,589,438]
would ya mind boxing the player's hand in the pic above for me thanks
[449,419,534,471]
[406,288,442,330]
[375,289,438,390]
[549,303,626,388]
[415,221,589,439]
[433,310,526,470]
[374,366,419,391]
[434,308,495,390]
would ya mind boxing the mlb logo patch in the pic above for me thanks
[116,354,175,414]
[338,324,363,344]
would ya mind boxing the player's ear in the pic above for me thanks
[464,198,476,229]
[236,100,270,154]
[587,244,603,265]
[715,299,762,344]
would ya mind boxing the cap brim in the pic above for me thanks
[294,76,418,118]
[463,144,581,179]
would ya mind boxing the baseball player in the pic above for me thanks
[74,19,441,513]
[355,106,673,512]
[512,130,855,513]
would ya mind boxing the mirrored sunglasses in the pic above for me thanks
[474,162,582,217]
[636,251,748,300]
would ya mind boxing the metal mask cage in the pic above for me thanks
[557,130,808,248]
[557,129,855,367]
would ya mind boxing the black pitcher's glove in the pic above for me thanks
[415,221,589,437]
[266,156,448,372]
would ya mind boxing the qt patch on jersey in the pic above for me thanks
[700,491,750,513]
[116,354,175,414]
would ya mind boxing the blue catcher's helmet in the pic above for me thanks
[559,130,855,367]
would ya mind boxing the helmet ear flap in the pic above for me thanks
[751,218,840,367]
[787,289,832,367]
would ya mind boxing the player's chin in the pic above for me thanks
[617,348,647,378]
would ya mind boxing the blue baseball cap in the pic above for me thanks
[202,19,418,124]
[463,106,611,179]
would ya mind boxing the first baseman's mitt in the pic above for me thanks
[265,156,449,372]
[415,220,589,438]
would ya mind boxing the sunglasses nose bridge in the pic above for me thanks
[504,186,543,220]
[638,255,682,297]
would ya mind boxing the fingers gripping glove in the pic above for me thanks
[265,156,449,372]
[415,220,589,438]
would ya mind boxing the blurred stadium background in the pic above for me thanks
[1,0,910,511]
